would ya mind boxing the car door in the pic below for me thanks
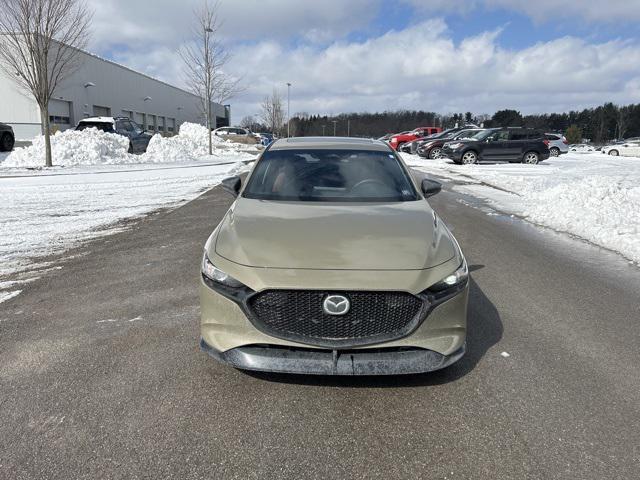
[622,141,640,157]
[482,130,510,160]
[115,119,134,148]
[506,130,536,161]
[128,120,148,153]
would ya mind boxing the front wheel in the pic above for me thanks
[0,133,14,152]
[429,147,442,159]
[608,149,619,156]
[523,151,540,164]
[549,147,560,157]
[461,151,478,164]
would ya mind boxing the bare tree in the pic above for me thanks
[0,0,91,167]
[180,0,241,155]
[616,105,631,140]
[260,89,285,136]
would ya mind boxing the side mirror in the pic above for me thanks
[421,178,442,198]
[221,176,242,197]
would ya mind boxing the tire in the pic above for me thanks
[549,147,560,157]
[429,147,442,159]
[523,151,540,164]
[608,149,619,156]
[461,150,478,165]
[128,142,134,154]
[0,133,15,152]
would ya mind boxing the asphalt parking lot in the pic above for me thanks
[1,173,639,479]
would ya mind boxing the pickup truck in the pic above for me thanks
[388,126,442,151]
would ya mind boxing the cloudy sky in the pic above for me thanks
[87,0,640,122]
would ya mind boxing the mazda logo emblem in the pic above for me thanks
[323,294,350,316]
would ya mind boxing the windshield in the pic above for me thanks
[76,122,114,132]
[454,129,481,139]
[243,149,419,202]
[470,129,497,141]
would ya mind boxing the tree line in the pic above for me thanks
[243,102,640,144]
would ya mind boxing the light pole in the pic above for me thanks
[204,26,213,155]
[286,82,292,138]
[332,120,337,136]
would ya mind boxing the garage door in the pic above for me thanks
[93,105,111,117]
[49,99,71,128]
[134,112,145,127]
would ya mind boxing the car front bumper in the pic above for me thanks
[200,338,466,375]
[441,147,464,161]
[200,267,469,375]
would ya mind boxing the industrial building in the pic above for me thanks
[0,46,230,139]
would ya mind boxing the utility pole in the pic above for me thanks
[321,125,326,136]
[286,82,292,138]
[347,119,350,137]
[332,120,337,136]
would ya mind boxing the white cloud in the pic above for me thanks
[87,0,380,51]
[224,20,640,120]
[84,1,640,123]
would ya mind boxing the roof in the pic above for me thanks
[270,136,391,151]
[78,117,115,123]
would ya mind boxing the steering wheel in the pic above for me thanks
[350,179,388,193]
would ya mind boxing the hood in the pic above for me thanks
[214,198,456,270]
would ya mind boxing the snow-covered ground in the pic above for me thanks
[0,123,257,303]
[403,152,640,264]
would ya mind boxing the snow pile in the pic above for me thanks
[404,152,640,263]
[3,128,130,167]
[1,122,259,168]
[141,122,259,163]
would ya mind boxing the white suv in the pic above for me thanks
[545,133,569,157]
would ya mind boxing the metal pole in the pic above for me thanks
[322,125,326,136]
[347,119,350,137]
[286,82,291,138]
[332,120,337,136]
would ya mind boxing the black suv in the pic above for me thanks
[76,117,152,153]
[0,122,15,152]
[441,128,550,165]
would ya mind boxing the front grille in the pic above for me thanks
[246,290,426,347]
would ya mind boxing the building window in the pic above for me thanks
[49,115,70,124]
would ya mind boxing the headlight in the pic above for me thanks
[429,259,468,292]
[390,138,397,143]
[201,253,244,288]
[447,142,464,150]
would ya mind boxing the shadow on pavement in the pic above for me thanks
[243,277,502,388]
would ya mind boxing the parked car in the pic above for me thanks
[601,140,640,157]
[256,132,275,146]
[0,122,15,152]
[388,126,443,151]
[76,117,152,153]
[417,129,484,159]
[545,133,569,157]
[441,128,550,165]
[200,137,468,375]
[377,133,394,142]
[568,144,596,153]
[213,126,253,137]
[405,125,481,154]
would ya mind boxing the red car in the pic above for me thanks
[388,126,442,151]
